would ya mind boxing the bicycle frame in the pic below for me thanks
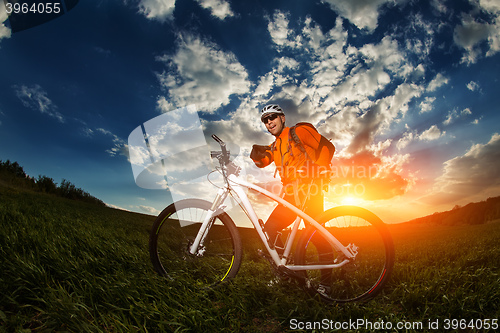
[188,169,356,272]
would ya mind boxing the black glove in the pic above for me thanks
[250,144,270,160]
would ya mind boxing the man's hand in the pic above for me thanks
[250,144,271,161]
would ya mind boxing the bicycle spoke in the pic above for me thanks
[295,206,394,303]
[149,199,242,288]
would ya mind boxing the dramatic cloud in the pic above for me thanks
[196,11,426,201]
[424,133,500,204]
[13,84,64,122]
[141,6,497,208]
[156,34,251,113]
[330,142,412,201]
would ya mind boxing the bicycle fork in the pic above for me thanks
[188,187,229,255]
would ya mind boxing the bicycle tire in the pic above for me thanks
[149,199,242,288]
[294,205,394,303]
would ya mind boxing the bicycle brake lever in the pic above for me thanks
[211,134,223,145]
[212,134,230,164]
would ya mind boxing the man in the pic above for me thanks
[250,104,335,252]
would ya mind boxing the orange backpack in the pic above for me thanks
[287,122,335,168]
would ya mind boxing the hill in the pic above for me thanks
[1,161,499,331]
[0,160,105,206]
[407,196,500,225]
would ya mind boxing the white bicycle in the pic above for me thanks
[149,135,394,303]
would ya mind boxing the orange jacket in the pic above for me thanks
[252,125,334,184]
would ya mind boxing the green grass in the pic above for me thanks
[1,184,499,332]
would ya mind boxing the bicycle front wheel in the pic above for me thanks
[149,199,242,288]
[295,205,394,303]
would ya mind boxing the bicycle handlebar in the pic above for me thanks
[211,134,230,165]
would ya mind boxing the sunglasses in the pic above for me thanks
[262,113,280,124]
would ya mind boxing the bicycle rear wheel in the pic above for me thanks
[149,199,242,288]
[295,205,394,303]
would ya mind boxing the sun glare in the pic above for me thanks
[341,196,362,205]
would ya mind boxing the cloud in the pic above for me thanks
[0,3,11,42]
[419,96,436,113]
[396,126,414,150]
[331,142,412,201]
[147,10,453,205]
[196,0,234,20]
[268,11,295,47]
[402,14,439,62]
[466,81,480,91]
[12,84,129,159]
[418,125,444,141]
[443,108,472,125]
[262,12,421,133]
[138,205,160,215]
[454,20,492,63]
[196,11,426,203]
[321,0,396,32]
[427,73,448,91]
[156,34,251,113]
[423,133,500,205]
[479,0,500,12]
[0,23,9,41]
[137,0,234,21]
[13,84,64,122]
[346,103,385,154]
[430,0,447,14]
[138,0,176,21]
[96,128,128,157]
[397,124,445,150]
[453,1,500,63]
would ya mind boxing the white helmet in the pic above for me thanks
[260,104,284,122]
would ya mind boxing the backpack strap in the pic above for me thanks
[270,140,276,152]
[288,123,314,161]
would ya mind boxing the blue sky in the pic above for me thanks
[1,0,499,224]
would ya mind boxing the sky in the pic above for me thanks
[1,0,499,225]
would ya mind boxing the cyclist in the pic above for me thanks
[250,104,335,254]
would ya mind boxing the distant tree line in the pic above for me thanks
[0,160,105,206]
[409,196,500,225]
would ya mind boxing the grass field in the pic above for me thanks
[1,183,499,332]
